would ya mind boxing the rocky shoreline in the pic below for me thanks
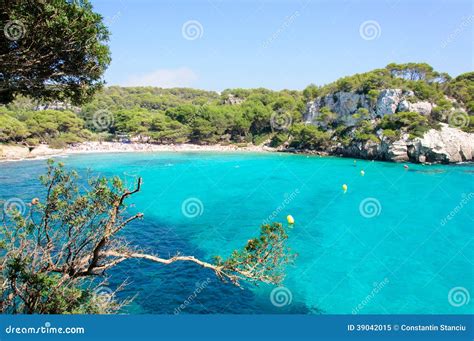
[1,123,473,164]
[303,86,474,164]
[333,124,474,164]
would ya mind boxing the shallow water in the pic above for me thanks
[1,152,472,314]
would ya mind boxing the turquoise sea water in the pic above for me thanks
[1,152,473,314]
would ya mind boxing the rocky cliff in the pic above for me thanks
[334,124,473,163]
[411,124,474,163]
[304,89,473,163]
[304,88,434,123]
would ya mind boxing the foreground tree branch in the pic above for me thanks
[0,160,295,314]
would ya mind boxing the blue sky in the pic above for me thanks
[92,0,473,91]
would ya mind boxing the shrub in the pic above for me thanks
[0,113,29,142]
[252,133,273,145]
[382,129,398,140]
[379,111,430,137]
[289,124,331,149]
[270,133,289,147]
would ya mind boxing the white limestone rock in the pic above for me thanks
[397,99,410,112]
[387,140,409,162]
[413,124,474,163]
[375,89,403,116]
[305,91,370,126]
[408,101,433,116]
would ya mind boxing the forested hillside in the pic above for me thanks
[0,63,473,150]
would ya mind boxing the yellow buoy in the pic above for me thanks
[342,184,348,193]
[287,215,295,224]
[360,170,365,176]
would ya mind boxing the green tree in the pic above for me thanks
[352,108,370,121]
[335,78,354,92]
[353,120,378,143]
[0,0,111,104]
[149,112,190,143]
[303,84,319,101]
[386,62,436,81]
[410,81,440,101]
[367,90,380,106]
[359,74,386,93]
[431,98,453,121]
[0,161,295,314]
[229,108,251,140]
[379,111,431,138]
[447,72,474,114]
[316,107,338,128]
[0,109,28,142]
[25,110,84,140]
[114,108,152,134]
[190,117,216,143]
[242,100,273,135]
[289,123,331,149]
[165,105,198,124]
[270,132,289,147]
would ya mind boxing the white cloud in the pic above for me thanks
[125,67,198,87]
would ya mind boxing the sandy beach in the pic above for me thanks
[0,142,276,162]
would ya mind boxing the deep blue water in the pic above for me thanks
[1,152,473,314]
